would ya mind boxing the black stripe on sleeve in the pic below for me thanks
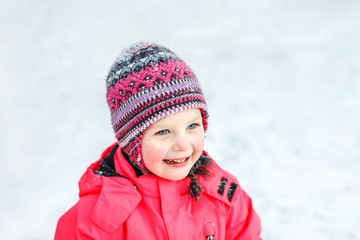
[227,182,238,202]
[218,177,227,195]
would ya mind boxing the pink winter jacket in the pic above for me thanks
[55,143,262,239]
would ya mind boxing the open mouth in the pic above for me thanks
[163,157,189,164]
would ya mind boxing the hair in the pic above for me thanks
[187,153,214,201]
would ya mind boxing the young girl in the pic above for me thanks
[55,42,262,239]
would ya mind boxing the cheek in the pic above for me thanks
[141,142,166,166]
[193,136,206,154]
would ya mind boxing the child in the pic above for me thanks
[55,42,262,239]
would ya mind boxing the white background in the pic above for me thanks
[1,0,359,239]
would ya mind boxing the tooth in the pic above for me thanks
[164,158,187,163]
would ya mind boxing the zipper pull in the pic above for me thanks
[204,220,215,240]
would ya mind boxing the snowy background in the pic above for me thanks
[1,0,359,239]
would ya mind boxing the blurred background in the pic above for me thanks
[1,0,359,239]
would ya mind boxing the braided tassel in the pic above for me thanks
[187,154,213,201]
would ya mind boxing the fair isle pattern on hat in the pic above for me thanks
[106,42,208,173]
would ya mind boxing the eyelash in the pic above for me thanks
[156,129,169,136]
[187,123,199,129]
[155,123,201,136]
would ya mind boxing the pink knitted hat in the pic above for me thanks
[106,42,208,173]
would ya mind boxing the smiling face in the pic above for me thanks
[141,108,206,181]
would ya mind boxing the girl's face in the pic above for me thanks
[141,108,205,181]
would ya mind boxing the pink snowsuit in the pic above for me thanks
[55,143,262,239]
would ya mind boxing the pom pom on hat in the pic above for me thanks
[105,42,208,173]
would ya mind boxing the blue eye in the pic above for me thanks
[156,129,169,135]
[187,123,197,130]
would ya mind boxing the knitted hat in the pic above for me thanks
[106,42,208,173]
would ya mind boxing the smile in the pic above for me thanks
[163,157,189,164]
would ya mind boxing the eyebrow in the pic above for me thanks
[151,115,202,130]
[186,116,203,125]
[190,116,203,122]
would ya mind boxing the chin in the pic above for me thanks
[162,170,191,181]
[163,174,187,181]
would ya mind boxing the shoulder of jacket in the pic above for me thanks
[90,176,142,233]
[199,161,241,206]
[63,170,142,235]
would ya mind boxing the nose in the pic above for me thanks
[172,134,190,152]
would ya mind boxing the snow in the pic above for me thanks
[1,0,359,239]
